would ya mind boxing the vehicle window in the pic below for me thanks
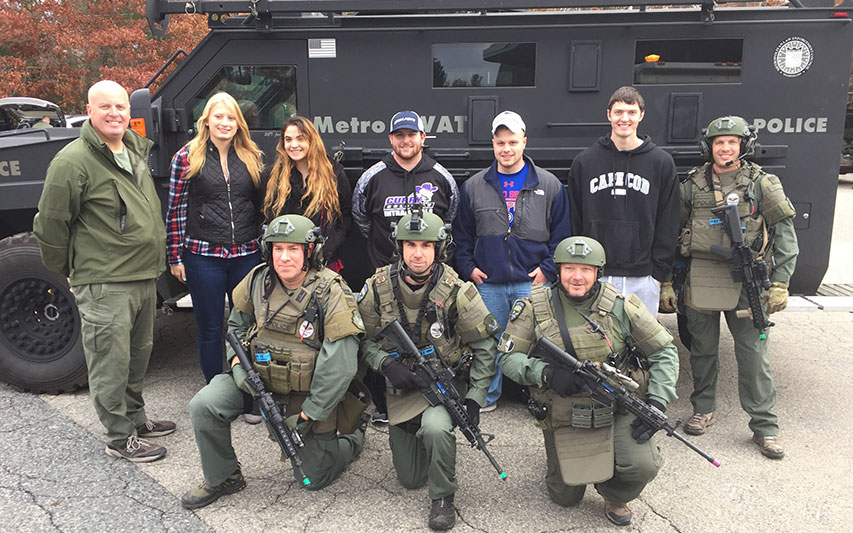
[634,39,743,84]
[433,43,535,88]
[190,66,298,129]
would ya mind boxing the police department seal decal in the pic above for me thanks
[299,320,315,338]
[430,321,444,339]
[773,37,813,78]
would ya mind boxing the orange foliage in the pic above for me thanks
[0,1,208,113]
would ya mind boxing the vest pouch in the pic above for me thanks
[266,345,293,395]
[553,425,614,485]
[289,348,315,392]
[336,379,372,434]
[679,227,692,257]
[571,401,614,429]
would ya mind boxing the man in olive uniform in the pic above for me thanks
[358,210,498,531]
[499,236,678,526]
[181,214,369,509]
[660,116,798,459]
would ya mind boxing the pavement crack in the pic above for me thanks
[642,498,683,532]
[302,490,339,532]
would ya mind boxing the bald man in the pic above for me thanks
[34,80,173,462]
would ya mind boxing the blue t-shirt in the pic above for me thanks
[498,163,528,227]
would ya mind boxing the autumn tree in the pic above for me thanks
[0,1,208,113]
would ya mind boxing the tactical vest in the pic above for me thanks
[248,268,339,395]
[371,263,465,365]
[680,163,765,262]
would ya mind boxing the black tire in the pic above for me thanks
[0,233,87,393]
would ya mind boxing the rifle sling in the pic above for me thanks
[550,287,579,358]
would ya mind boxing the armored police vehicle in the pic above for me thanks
[1,0,851,393]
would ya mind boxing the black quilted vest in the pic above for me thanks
[186,143,259,246]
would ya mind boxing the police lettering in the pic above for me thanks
[589,172,650,195]
[752,117,827,134]
[0,160,21,177]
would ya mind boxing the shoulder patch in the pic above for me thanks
[357,283,368,303]
[484,313,500,336]
[352,309,365,331]
[510,300,526,321]
[464,283,478,301]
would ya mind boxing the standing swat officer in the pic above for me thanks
[499,236,678,527]
[358,210,498,531]
[182,215,369,509]
[661,116,798,459]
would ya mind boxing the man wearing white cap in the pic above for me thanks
[453,110,572,410]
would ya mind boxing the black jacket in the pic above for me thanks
[352,152,458,268]
[568,135,679,280]
[262,159,352,265]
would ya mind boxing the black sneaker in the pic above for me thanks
[137,419,176,438]
[181,468,246,509]
[105,436,166,463]
[428,495,455,530]
[371,410,389,424]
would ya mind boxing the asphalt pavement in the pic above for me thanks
[2,181,852,533]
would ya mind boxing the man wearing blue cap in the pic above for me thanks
[353,110,459,424]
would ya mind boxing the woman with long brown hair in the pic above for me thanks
[166,92,264,384]
[263,116,352,272]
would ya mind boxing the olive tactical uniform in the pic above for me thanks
[679,116,798,440]
[358,211,498,505]
[498,237,678,509]
[185,215,367,507]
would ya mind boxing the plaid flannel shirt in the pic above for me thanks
[165,146,260,266]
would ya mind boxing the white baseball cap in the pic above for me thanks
[491,110,526,135]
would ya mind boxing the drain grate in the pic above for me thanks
[816,283,853,297]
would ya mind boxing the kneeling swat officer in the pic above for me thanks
[498,236,678,526]
[358,210,498,530]
[181,215,368,509]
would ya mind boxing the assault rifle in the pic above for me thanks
[378,319,507,480]
[709,203,774,339]
[225,331,311,486]
[531,336,720,467]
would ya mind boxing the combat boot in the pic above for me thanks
[603,498,632,526]
[752,434,785,459]
[428,495,455,530]
[684,412,715,435]
[181,467,246,509]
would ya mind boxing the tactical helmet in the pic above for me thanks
[700,115,757,161]
[392,209,450,243]
[554,236,606,268]
[263,214,325,270]
[390,208,453,279]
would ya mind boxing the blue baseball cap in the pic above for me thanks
[390,110,425,133]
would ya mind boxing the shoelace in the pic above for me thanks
[688,413,707,425]
[125,436,155,452]
[143,420,156,432]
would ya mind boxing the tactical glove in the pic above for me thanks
[232,365,254,397]
[765,281,789,314]
[464,399,481,428]
[541,365,587,397]
[630,399,666,443]
[381,357,423,391]
[659,281,677,313]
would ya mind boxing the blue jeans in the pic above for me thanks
[183,250,261,383]
[476,281,532,406]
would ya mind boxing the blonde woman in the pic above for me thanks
[263,116,352,272]
[165,92,264,383]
